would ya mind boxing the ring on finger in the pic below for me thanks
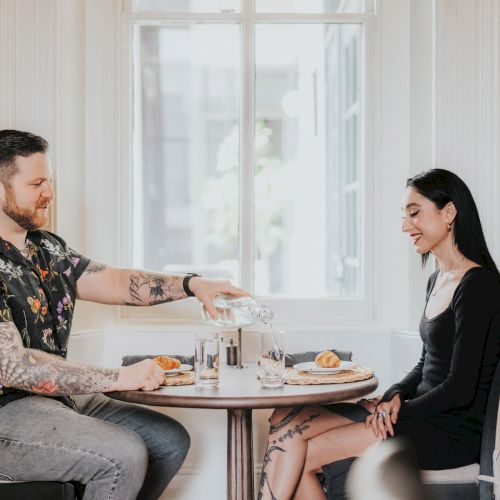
[377,410,387,419]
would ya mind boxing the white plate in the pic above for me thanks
[164,364,193,377]
[293,361,355,374]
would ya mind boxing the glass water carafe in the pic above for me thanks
[201,295,273,328]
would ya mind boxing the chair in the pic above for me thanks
[322,360,500,500]
[422,359,500,500]
[0,481,83,500]
[346,439,430,500]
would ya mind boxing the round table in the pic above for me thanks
[109,365,378,500]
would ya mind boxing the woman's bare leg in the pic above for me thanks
[293,422,382,500]
[258,406,360,500]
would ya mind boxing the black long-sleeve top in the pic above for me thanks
[382,267,500,428]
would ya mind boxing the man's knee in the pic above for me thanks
[167,419,191,465]
[105,428,149,483]
[151,418,191,471]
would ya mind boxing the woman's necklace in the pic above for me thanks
[431,258,465,296]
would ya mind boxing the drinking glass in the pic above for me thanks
[195,332,220,388]
[258,331,285,387]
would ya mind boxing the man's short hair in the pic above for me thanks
[0,130,48,185]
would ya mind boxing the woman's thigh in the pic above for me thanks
[269,402,368,442]
[305,421,382,473]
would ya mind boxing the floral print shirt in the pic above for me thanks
[0,230,90,405]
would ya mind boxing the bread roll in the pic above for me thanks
[315,350,341,368]
[153,355,181,370]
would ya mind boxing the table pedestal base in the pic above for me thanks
[227,409,254,500]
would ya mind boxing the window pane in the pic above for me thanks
[254,24,362,297]
[133,24,240,281]
[131,0,240,13]
[256,0,366,13]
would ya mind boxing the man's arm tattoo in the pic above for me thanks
[84,261,107,274]
[127,272,185,305]
[0,322,119,396]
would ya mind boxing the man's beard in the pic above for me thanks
[2,186,47,231]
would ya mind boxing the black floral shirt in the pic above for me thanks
[0,230,89,405]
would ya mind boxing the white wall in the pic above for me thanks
[1,0,500,498]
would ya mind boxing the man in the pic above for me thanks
[0,129,247,499]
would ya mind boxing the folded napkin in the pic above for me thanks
[122,354,194,366]
[285,349,352,367]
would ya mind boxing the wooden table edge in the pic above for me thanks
[108,377,379,410]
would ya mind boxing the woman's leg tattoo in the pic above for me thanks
[258,410,320,499]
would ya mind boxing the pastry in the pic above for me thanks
[315,350,341,368]
[153,355,181,370]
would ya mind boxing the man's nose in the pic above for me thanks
[43,181,55,200]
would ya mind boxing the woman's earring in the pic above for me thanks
[447,222,452,232]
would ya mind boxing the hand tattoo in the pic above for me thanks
[0,322,119,395]
[128,272,185,305]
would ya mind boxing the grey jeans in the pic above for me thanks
[0,393,190,500]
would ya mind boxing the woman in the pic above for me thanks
[258,169,500,500]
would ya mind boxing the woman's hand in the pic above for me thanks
[188,277,250,320]
[365,393,401,439]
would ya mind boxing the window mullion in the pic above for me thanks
[239,3,255,292]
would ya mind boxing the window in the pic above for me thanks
[123,0,374,320]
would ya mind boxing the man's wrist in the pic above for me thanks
[183,273,200,297]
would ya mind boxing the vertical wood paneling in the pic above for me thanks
[14,0,36,130]
[434,0,500,264]
[84,0,118,265]
[0,0,16,127]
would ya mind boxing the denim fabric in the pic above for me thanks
[0,393,190,500]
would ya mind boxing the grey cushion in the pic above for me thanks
[122,349,352,368]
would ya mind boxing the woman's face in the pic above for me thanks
[401,187,451,254]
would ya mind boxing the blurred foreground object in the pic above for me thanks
[347,438,430,500]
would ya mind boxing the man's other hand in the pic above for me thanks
[113,359,165,391]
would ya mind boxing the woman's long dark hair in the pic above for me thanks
[406,169,499,276]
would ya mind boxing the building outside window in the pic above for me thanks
[125,0,372,313]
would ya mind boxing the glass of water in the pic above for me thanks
[195,332,220,388]
[258,330,285,387]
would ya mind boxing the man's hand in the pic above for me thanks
[365,393,401,439]
[187,277,250,320]
[112,359,166,392]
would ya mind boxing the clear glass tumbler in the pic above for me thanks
[258,331,285,387]
[195,333,220,388]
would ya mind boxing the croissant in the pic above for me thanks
[315,350,341,368]
[153,355,181,370]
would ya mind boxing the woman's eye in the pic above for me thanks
[409,211,419,217]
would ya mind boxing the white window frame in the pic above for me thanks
[118,0,376,328]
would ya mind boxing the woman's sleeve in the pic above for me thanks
[398,270,500,418]
[380,346,425,402]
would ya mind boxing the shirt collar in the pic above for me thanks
[0,230,43,261]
